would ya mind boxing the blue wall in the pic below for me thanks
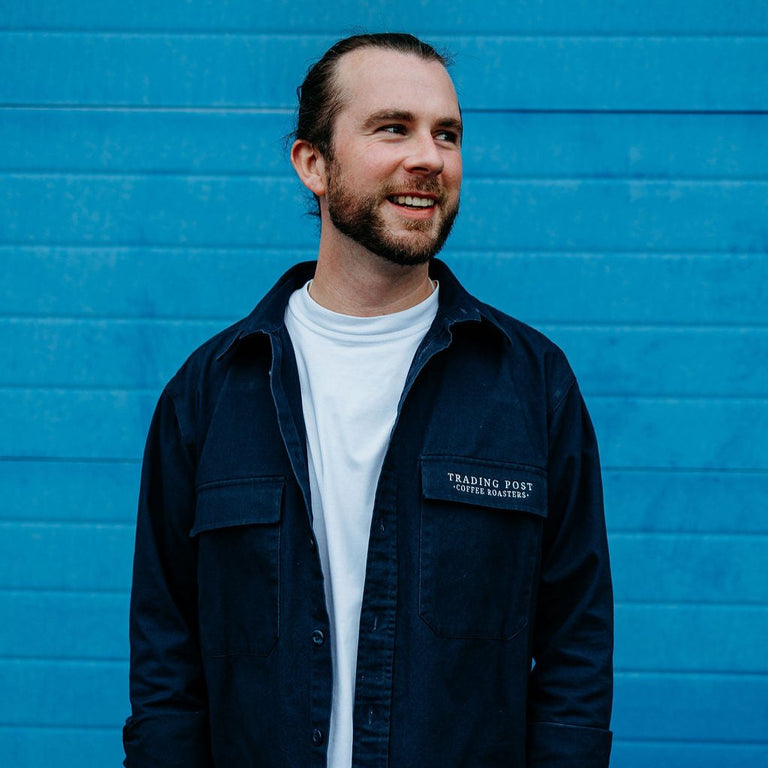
[1,2,767,765]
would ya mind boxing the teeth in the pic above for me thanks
[392,195,435,208]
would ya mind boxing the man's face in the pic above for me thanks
[320,48,463,266]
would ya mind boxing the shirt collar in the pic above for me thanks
[220,258,508,359]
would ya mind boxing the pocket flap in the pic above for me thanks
[191,477,284,536]
[421,456,547,517]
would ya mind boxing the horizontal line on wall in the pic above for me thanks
[1,525,761,536]
[615,671,768,681]
[613,737,768,746]
[0,385,162,395]
[3,386,768,404]
[523,321,768,331]
[614,600,768,609]
[0,654,127,664]
[3,386,766,402]
[3,104,768,117]
[0,313,238,323]
[1,660,765,679]
[3,101,768,116]
[3,589,764,609]
[469,107,768,117]
[4,240,767,256]
[615,600,768,609]
[0,589,130,599]
[5,314,768,332]
[0,723,120,732]
[1,171,295,182]
[615,669,768,679]
[0,587,130,597]
[614,600,768,610]
[11,524,762,538]
[3,244,766,258]
[608,466,767,473]
[0,455,140,465]
[603,465,768,475]
[0,521,761,537]
[609,529,768,536]
[1,457,765,475]
[4,29,768,40]
[465,173,768,182]
[4,386,768,403]
[609,531,768,541]
[4,170,768,184]
[0,104,294,115]
[0,520,133,530]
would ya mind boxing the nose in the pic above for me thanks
[403,131,444,175]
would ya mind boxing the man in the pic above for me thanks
[124,33,613,768]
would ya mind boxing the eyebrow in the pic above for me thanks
[362,109,463,137]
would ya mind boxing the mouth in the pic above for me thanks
[387,194,436,210]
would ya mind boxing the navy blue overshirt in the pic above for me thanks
[124,260,613,767]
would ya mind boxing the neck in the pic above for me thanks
[309,237,434,317]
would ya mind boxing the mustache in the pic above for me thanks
[384,179,442,197]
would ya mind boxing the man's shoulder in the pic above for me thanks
[434,259,572,375]
[469,298,578,409]
[163,262,312,399]
[477,299,571,368]
[163,313,262,401]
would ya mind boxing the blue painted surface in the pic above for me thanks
[1,2,766,766]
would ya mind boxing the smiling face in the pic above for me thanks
[318,47,463,266]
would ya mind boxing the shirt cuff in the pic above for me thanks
[527,721,612,767]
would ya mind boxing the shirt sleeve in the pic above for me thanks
[123,386,214,767]
[526,375,614,767]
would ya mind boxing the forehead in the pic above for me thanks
[333,48,460,123]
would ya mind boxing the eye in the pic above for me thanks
[378,124,407,135]
[435,130,460,145]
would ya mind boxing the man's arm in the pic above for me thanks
[527,376,614,767]
[123,387,214,767]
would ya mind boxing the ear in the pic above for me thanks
[290,139,327,197]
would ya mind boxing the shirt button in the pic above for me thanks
[311,629,325,646]
[312,728,324,746]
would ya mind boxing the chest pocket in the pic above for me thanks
[419,456,547,641]
[190,476,283,657]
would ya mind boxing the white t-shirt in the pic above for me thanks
[284,280,439,768]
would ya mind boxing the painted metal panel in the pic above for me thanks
[4,110,768,178]
[3,248,766,324]
[611,533,768,603]
[0,660,127,726]
[0,591,129,659]
[0,729,123,768]
[5,0,768,34]
[0,522,133,591]
[2,35,768,110]
[614,672,768,742]
[603,470,768,533]
[3,319,767,397]
[2,176,767,251]
[615,604,768,672]
[0,461,140,523]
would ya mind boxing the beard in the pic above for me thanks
[324,161,459,267]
